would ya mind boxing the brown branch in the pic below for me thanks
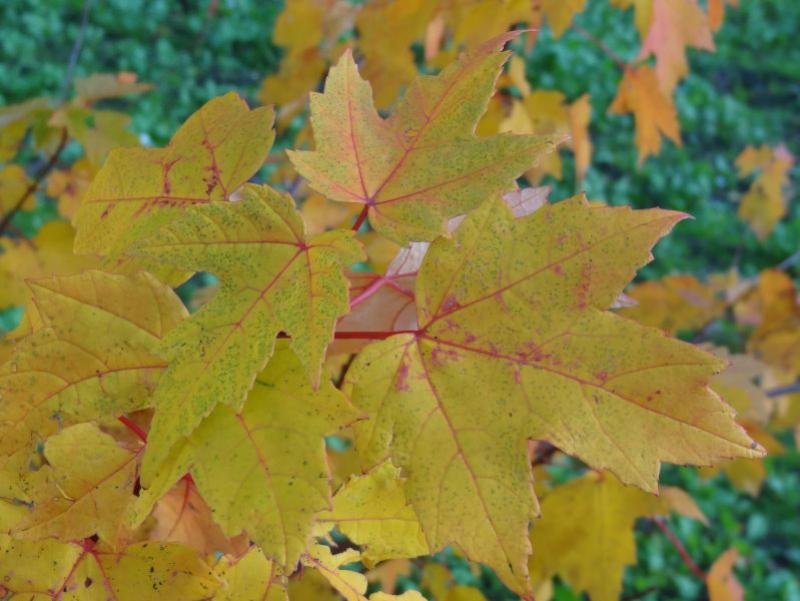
[571,23,628,70]
[652,517,706,581]
[0,128,68,237]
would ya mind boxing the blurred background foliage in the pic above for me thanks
[1,0,798,599]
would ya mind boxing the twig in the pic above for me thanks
[767,381,800,397]
[0,128,68,236]
[60,0,94,101]
[571,23,628,71]
[651,517,706,581]
[352,206,370,232]
[776,249,800,271]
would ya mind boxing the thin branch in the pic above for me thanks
[118,415,148,443]
[767,381,800,398]
[60,0,94,101]
[776,249,800,271]
[0,128,69,236]
[352,206,370,232]
[651,517,706,580]
[571,23,628,71]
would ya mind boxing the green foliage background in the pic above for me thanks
[1,0,798,599]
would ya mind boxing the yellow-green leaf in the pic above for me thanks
[186,343,360,569]
[317,460,429,564]
[0,536,219,600]
[212,546,287,601]
[345,196,761,594]
[0,270,185,460]
[73,92,275,258]
[135,185,361,482]
[289,34,555,244]
[13,423,140,544]
[529,471,687,601]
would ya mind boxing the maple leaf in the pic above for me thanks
[0,222,97,310]
[0,98,52,161]
[13,423,140,544]
[302,544,427,601]
[541,0,587,37]
[73,92,275,259]
[608,65,681,163]
[529,471,704,601]
[345,196,762,593]
[317,460,429,564]
[0,270,185,463]
[0,536,219,600]
[609,0,654,39]
[212,546,288,601]
[736,145,794,240]
[73,72,153,103]
[133,185,362,482]
[0,164,34,212]
[708,0,739,32]
[289,33,556,244]
[638,0,714,93]
[620,274,730,334]
[707,548,744,601]
[184,342,361,569]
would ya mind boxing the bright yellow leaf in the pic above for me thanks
[541,0,587,37]
[317,460,429,563]
[736,145,794,240]
[212,546,287,601]
[707,548,744,601]
[187,343,360,569]
[345,196,761,594]
[133,185,361,481]
[13,423,140,544]
[289,34,555,244]
[73,92,275,260]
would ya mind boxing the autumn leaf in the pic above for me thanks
[708,0,739,32]
[707,548,744,601]
[638,0,714,93]
[609,0,654,38]
[13,423,140,544]
[73,72,153,103]
[0,164,34,212]
[0,221,97,310]
[289,33,556,244]
[0,270,185,463]
[736,145,794,240]
[212,546,288,601]
[529,471,703,601]
[302,544,427,601]
[541,0,587,37]
[73,92,275,260]
[345,196,761,594]
[133,184,362,482]
[185,342,361,569]
[0,536,219,600]
[609,65,681,162]
[317,460,429,563]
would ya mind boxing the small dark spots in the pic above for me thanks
[84,577,93,588]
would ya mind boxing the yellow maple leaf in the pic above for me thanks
[302,544,427,601]
[0,221,97,310]
[186,342,361,569]
[212,546,287,601]
[0,164,34,212]
[73,72,153,103]
[736,144,794,240]
[541,0,587,37]
[317,460,429,564]
[620,274,728,334]
[289,34,556,244]
[609,0,654,39]
[609,65,681,163]
[0,270,185,464]
[0,535,219,600]
[344,196,761,594]
[529,471,701,601]
[12,423,140,544]
[638,0,714,93]
[707,548,744,601]
[73,92,275,260]
[46,157,95,219]
[133,185,362,482]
